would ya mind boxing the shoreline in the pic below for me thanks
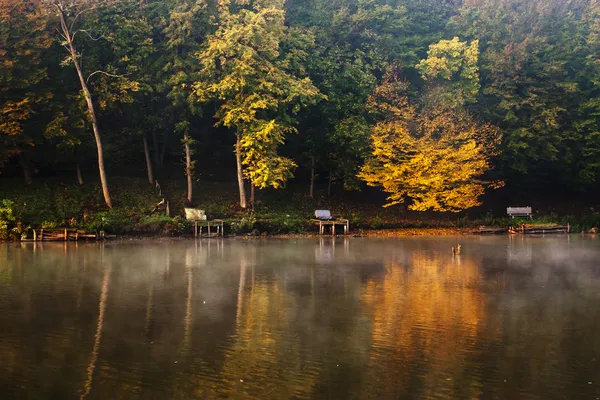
[0,227,496,243]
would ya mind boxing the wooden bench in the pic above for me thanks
[311,210,349,235]
[184,208,224,237]
[507,206,533,219]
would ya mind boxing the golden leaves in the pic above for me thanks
[358,76,503,212]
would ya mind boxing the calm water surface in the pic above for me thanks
[1,236,600,399]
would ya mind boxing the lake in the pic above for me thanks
[1,236,600,399]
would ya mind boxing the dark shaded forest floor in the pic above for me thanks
[1,176,599,240]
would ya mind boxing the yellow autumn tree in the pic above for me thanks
[358,70,502,212]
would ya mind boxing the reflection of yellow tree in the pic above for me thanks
[360,252,489,399]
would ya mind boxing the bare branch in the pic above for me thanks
[72,29,107,43]
[55,28,68,42]
[86,70,127,84]
[69,7,95,33]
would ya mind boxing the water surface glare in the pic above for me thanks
[1,236,600,399]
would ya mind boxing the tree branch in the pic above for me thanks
[86,70,127,84]
[72,29,107,43]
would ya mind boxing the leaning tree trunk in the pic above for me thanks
[184,133,193,205]
[76,163,84,185]
[235,134,247,209]
[59,12,112,208]
[143,134,154,185]
[19,153,32,185]
[75,147,84,185]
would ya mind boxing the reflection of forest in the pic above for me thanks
[1,238,600,399]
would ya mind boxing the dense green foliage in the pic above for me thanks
[2,0,600,227]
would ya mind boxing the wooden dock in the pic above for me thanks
[478,226,508,234]
[21,229,106,242]
[509,224,570,235]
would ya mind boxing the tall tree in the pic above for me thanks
[451,0,597,190]
[195,0,322,208]
[0,0,52,183]
[160,0,214,206]
[42,0,124,208]
[416,37,480,108]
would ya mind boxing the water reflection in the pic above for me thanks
[1,237,600,399]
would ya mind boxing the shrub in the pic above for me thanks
[0,200,17,240]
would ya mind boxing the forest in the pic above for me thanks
[2,0,600,236]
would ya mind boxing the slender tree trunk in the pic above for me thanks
[328,168,333,197]
[235,134,247,209]
[59,11,112,208]
[309,155,315,199]
[143,134,154,185]
[19,153,32,185]
[184,133,193,204]
[75,147,84,185]
[250,183,255,207]
[76,163,84,185]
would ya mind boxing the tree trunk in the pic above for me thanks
[184,133,193,205]
[160,130,169,167]
[76,162,84,185]
[309,155,315,199]
[328,168,333,197]
[143,134,154,185]
[19,153,32,185]
[75,147,84,185]
[235,134,247,209]
[250,183,255,207]
[59,11,112,208]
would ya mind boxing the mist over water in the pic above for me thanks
[1,236,599,399]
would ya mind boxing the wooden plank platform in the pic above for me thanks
[191,220,224,238]
[21,229,105,242]
[478,226,508,234]
[509,224,570,235]
[311,219,349,235]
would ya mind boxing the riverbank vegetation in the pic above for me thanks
[2,0,600,238]
[1,177,599,240]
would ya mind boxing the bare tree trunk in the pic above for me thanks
[143,134,154,185]
[309,155,315,199]
[328,168,333,197]
[58,10,112,208]
[184,133,193,204]
[75,147,84,185]
[160,130,169,167]
[250,183,255,207]
[19,153,32,185]
[76,163,84,185]
[235,134,247,209]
